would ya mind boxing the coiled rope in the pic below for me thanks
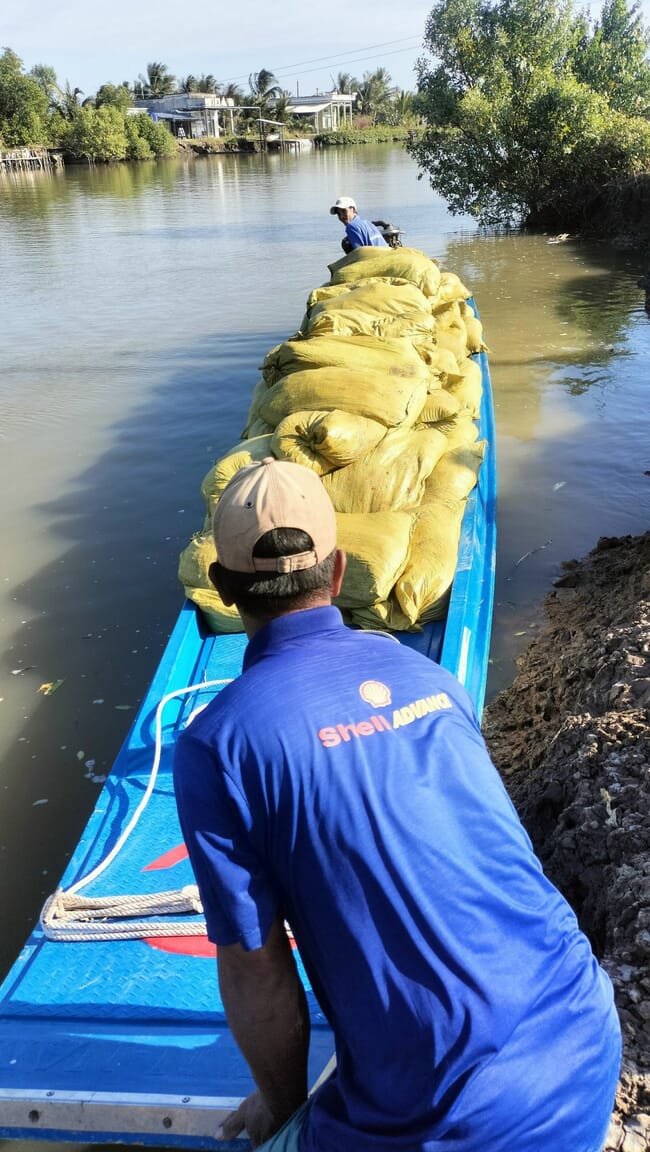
[40,677,232,942]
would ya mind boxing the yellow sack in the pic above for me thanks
[445,357,483,418]
[186,587,243,634]
[201,435,274,521]
[260,334,433,386]
[272,409,386,474]
[423,441,486,504]
[306,305,435,341]
[241,377,272,436]
[305,276,413,312]
[440,413,480,450]
[346,595,416,633]
[335,510,413,607]
[323,426,448,513]
[436,324,470,368]
[418,388,462,426]
[433,300,462,327]
[459,301,487,353]
[178,532,242,634]
[430,346,463,385]
[328,247,442,298]
[394,498,465,624]
[245,416,275,439]
[303,279,434,341]
[434,271,471,307]
[259,367,428,431]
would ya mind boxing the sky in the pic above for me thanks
[4,0,650,100]
[3,0,429,97]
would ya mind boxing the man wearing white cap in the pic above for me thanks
[330,195,388,252]
[173,457,620,1152]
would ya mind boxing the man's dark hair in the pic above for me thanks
[213,528,337,620]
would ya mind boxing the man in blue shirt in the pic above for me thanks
[330,195,388,252]
[173,457,621,1152]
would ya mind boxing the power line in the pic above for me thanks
[277,44,422,84]
[222,36,422,85]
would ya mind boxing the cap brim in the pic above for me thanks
[330,206,340,214]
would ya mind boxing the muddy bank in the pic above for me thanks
[484,532,650,1149]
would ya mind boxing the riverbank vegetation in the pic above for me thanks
[0,50,415,163]
[3,1,650,243]
[408,0,650,232]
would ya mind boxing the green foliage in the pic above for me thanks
[330,71,358,94]
[135,62,176,99]
[0,48,49,146]
[355,68,397,124]
[29,64,59,101]
[95,83,132,112]
[316,125,412,146]
[409,0,650,226]
[58,105,128,161]
[571,0,650,116]
[128,113,177,156]
[125,116,154,159]
[247,68,282,121]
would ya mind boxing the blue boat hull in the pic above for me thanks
[0,337,496,1149]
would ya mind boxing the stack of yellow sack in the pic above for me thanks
[178,247,488,634]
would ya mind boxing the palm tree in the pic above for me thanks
[330,71,357,94]
[137,62,176,99]
[392,89,415,124]
[196,74,218,93]
[54,82,84,120]
[179,75,197,93]
[219,81,244,105]
[355,67,396,124]
[29,64,59,101]
[248,68,282,116]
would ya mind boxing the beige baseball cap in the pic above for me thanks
[213,457,337,574]
[330,196,357,214]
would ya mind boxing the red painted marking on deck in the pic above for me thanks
[143,934,297,957]
[142,844,188,871]
[144,935,216,957]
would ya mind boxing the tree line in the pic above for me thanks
[0,51,416,162]
[3,0,649,235]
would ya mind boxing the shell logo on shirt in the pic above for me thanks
[318,690,453,748]
[359,680,392,707]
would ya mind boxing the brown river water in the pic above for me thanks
[0,143,649,1150]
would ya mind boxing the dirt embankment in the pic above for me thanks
[483,533,650,1150]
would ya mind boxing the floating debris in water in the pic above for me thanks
[11,667,34,676]
[92,699,104,705]
[506,540,552,581]
[38,680,64,696]
[115,704,132,711]
[76,750,85,761]
[552,481,566,491]
[33,799,48,806]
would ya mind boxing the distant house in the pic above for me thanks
[285,92,355,132]
[134,94,237,138]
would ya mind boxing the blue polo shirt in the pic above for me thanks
[345,216,388,249]
[173,607,620,1151]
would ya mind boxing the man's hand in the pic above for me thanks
[217,1091,279,1148]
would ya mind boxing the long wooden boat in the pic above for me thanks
[0,315,495,1150]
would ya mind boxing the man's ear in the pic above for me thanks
[209,561,234,606]
[331,549,346,597]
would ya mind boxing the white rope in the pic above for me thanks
[40,677,233,942]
